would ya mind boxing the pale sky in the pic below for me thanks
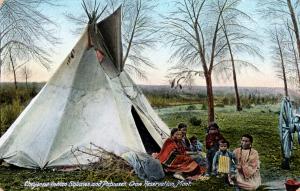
[2,0,284,88]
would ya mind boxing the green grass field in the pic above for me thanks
[0,104,299,190]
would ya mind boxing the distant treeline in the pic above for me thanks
[140,85,299,108]
[143,90,283,108]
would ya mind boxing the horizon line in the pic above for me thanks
[0,81,289,89]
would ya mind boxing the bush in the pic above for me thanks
[274,110,280,115]
[0,99,24,135]
[222,97,230,105]
[186,105,197,110]
[189,116,202,126]
[201,104,207,110]
[244,103,252,109]
[0,86,38,105]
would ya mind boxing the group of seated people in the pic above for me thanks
[153,122,261,190]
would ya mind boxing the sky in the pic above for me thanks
[1,0,284,88]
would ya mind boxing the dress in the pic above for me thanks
[233,147,261,190]
[156,138,205,176]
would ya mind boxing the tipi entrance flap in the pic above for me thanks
[131,106,161,154]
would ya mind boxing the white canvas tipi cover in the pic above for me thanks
[0,8,170,169]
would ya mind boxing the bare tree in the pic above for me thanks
[258,0,300,89]
[270,26,290,96]
[164,0,246,123]
[214,1,262,111]
[66,0,158,80]
[4,47,30,89]
[8,47,17,89]
[21,65,32,89]
[0,0,59,84]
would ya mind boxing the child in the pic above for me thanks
[189,136,207,167]
[205,122,225,176]
[212,140,236,185]
[189,136,204,152]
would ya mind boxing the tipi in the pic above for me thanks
[0,6,170,169]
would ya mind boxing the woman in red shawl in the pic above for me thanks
[155,128,205,180]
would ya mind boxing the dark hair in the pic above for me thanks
[206,122,220,133]
[171,128,179,136]
[189,135,197,142]
[178,123,187,130]
[208,122,219,130]
[219,139,230,148]
[242,134,253,143]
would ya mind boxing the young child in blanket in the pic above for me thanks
[212,139,237,185]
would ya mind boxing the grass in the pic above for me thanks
[1,105,299,190]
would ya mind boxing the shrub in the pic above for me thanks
[189,116,202,126]
[0,86,38,105]
[274,110,280,115]
[201,104,207,110]
[222,97,230,105]
[186,105,197,110]
[0,99,24,135]
[244,103,252,109]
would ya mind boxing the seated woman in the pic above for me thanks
[154,128,206,180]
[233,134,261,190]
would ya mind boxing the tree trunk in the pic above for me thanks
[9,50,17,90]
[205,72,215,123]
[0,36,2,84]
[231,55,242,111]
[276,33,288,96]
[0,56,2,86]
[281,59,289,97]
[122,1,140,66]
[287,0,300,87]
[222,16,242,111]
[194,24,215,124]
[0,59,1,136]
[25,71,28,89]
[0,59,1,83]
